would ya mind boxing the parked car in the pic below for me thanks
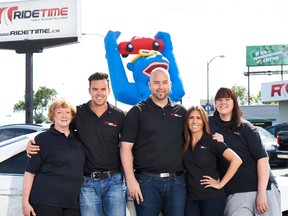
[255,126,288,166]
[276,131,288,160]
[0,132,43,215]
[277,131,288,148]
[265,122,288,137]
[0,123,47,142]
[276,175,288,216]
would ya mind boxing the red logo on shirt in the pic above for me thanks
[104,121,118,127]
[170,113,182,118]
[227,130,240,135]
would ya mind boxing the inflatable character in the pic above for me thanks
[104,30,185,105]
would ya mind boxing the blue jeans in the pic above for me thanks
[185,196,227,216]
[79,173,127,216]
[134,173,186,216]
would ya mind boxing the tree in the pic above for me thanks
[232,85,248,105]
[250,90,261,104]
[231,86,279,105]
[13,86,57,123]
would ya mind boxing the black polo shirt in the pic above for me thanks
[72,101,125,173]
[209,115,273,195]
[26,126,85,209]
[183,133,227,201]
[120,97,186,173]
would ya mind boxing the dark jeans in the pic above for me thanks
[32,203,80,216]
[134,173,186,216]
[185,196,227,216]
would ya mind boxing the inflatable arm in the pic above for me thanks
[104,31,141,104]
[155,32,185,101]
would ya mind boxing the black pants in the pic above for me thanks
[32,204,80,216]
[185,196,227,216]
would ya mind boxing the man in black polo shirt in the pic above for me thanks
[120,67,187,216]
[26,72,126,216]
[73,72,126,216]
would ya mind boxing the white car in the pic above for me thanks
[0,132,287,216]
[0,124,47,142]
[0,132,43,216]
[276,176,288,216]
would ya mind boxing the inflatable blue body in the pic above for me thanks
[104,30,185,105]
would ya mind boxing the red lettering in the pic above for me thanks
[40,7,68,17]
[271,84,284,96]
[1,6,67,23]
[60,7,68,16]
[40,9,48,17]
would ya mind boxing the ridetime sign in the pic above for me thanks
[0,0,80,42]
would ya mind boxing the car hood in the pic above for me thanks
[261,137,278,150]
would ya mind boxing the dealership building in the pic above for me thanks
[241,101,288,128]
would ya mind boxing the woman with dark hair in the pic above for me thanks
[183,105,242,216]
[209,87,281,216]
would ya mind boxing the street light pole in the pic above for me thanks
[207,55,225,115]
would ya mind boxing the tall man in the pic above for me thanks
[120,67,187,216]
[26,72,127,216]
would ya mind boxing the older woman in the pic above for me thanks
[22,98,85,216]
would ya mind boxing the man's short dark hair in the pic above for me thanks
[88,72,110,87]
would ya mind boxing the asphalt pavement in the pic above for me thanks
[271,165,288,177]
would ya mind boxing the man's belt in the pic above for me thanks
[84,168,121,180]
[135,170,183,178]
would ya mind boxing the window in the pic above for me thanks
[0,151,28,174]
[0,128,37,142]
[0,129,15,142]
[15,129,36,137]
[266,127,275,136]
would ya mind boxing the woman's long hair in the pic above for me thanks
[213,87,243,130]
[183,105,211,153]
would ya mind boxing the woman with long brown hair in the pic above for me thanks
[183,105,242,216]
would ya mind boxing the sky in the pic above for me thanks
[1,0,288,124]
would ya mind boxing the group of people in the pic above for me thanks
[23,68,281,216]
